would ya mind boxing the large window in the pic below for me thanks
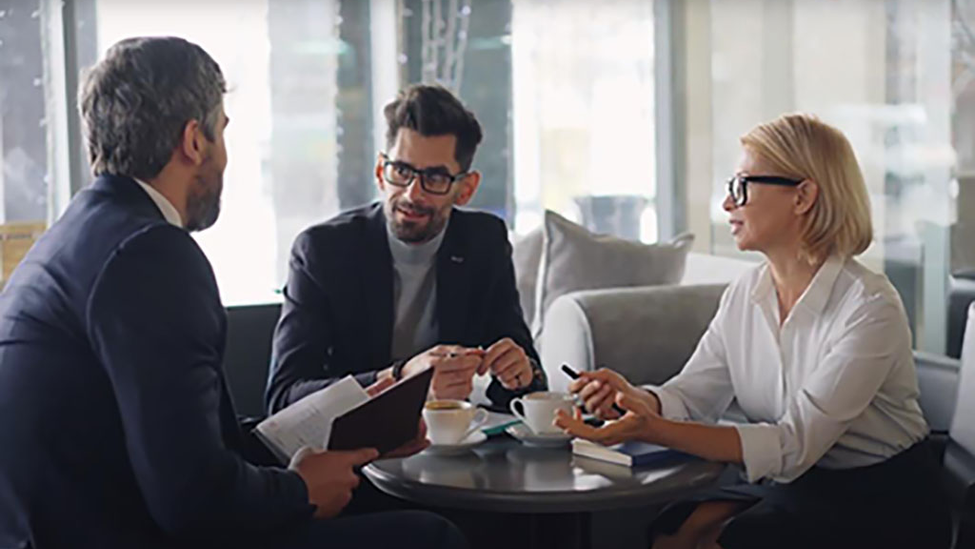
[93,0,372,305]
[0,1,54,284]
[5,0,973,354]
[683,0,970,352]
[397,0,657,240]
[23,0,656,305]
[509,0,657,241]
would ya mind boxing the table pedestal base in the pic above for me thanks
[526,512,592,549]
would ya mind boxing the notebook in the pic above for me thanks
[255,368,434,463]
[571,438,681,467]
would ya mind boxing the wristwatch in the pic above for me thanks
[391,359,407,381]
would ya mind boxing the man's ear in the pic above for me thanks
[453,171,481,206]
[179,119,206,166]
[375,153,387,193]
[795,179,819,216]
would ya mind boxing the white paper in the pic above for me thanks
[256,376,369,460]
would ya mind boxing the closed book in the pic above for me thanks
[571,438,679,467]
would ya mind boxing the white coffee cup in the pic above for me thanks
[422,400,489,445]
[509,392,575,435]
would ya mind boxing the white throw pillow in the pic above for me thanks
[951,303,975,456]
[532,210,694,339]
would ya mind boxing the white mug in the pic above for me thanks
[509,392,575,435]
[422,400,488,445]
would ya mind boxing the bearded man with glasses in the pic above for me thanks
[266,84,546,418]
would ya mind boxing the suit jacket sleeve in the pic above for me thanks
[266,230,378,413]
[87,225,313,539]
[484,220,548,407]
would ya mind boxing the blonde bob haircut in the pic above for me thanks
[741,113,873,264]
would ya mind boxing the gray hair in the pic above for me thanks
[78,37,226,180]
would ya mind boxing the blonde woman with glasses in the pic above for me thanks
[557,114,950,549]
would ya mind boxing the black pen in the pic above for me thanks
[430,348,485,359]
[560,363,627,417]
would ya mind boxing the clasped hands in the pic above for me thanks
[401,338,534,400]
[554,368,662,446]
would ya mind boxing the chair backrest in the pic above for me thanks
[223,303,282,418]
[950,303,975,456]
[915,350,961,433]
[540,283,726,392]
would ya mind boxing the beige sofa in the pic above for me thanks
[538,252,755,393]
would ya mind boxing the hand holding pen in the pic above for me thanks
[404,345,485,400]
[561,364,627,418]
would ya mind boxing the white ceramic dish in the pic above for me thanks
[423,430,487,456]
[505,423,572,448]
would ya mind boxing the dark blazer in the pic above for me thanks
[0,175,312,549]
[266,202,546,413]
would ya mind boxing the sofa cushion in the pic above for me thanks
[532,210,693,338]
[914,350,961,433]
[512,227,543,328]
[951,222,975,279]
[540,284,725,393]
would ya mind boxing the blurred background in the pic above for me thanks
[2,0,974,355]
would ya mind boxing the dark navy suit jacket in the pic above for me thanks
[0,175,312,549]
[266,202,546,413]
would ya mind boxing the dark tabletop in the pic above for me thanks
[364,436,726,513]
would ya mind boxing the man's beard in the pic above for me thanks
[185,162,223,232]
[387,197,449,243]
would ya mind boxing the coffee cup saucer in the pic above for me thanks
[424,430,487,456]
[505,423,572,448]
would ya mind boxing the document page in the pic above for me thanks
[256,376,369,460]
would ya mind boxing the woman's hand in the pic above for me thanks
[554,390,660,446]
[568,368,652,420]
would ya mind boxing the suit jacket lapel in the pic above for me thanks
[362,205,395,365]
[437,211,470,345]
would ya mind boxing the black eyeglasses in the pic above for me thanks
[380,153,469,196]
[727,174,804,207]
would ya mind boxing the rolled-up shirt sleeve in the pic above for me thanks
[733,296,904,482]
[650,288,736,423]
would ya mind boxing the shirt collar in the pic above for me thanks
[133,178,183,228]
[750,255,845,317]
[386,217,449,266]
[796,255,845,316]
[750,263,775,303]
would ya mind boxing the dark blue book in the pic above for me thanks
[571,438,681,467]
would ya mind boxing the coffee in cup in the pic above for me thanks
[508,392,575,435]
[422,400,488,445]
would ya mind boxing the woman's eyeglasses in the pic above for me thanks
[727,175,804,206]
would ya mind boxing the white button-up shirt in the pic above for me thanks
[654,255,928,483]
[134,178,183,228]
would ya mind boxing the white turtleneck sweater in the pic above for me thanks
[387,222,448,361]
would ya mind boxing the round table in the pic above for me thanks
[364,436,725,548]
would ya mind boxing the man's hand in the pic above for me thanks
[364,376,395,397]
[481,338,533,390]
[554,391,659,446]
[289,447,378,519]
[403,345,484,400]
